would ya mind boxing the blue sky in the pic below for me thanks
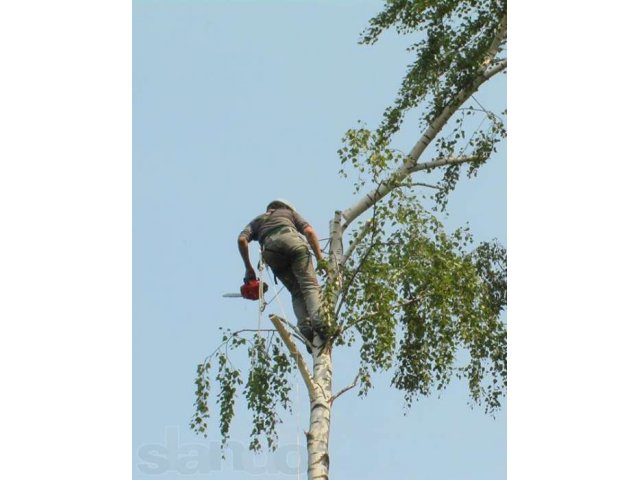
[133,1,505,479]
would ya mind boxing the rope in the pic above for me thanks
[251,254,266,366]
[258,256,266,316]
[264,285,287,306]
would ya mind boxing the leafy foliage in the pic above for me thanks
[330,2,507,414]
[361,0,507,141]
[350,0,508,211]
[190,360,212,436]
[336,183,506,412]
[189,330,294,452]
[244,334,293,451]
[431,106,506,211]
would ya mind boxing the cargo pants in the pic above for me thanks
[262,229,324,343]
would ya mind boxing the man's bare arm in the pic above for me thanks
[238,235,256,279]
[303,225,324,261]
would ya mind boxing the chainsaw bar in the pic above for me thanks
[222,293,243,298]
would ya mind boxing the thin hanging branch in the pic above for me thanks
[342,218,373,266]
[330,373,360,404]
[403,182,441,189]
[408,155,485,173]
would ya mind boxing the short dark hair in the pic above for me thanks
[266,200,293,211]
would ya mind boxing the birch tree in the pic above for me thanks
[191,1,507,478]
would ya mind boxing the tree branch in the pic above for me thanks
[404,182,441,189]
[329,210,345,266]
[482,15,507,68]
[269,314,314,396]
[341,218,373,266]
[483,59,507,79]
[330,373,360,404]
[335,200,382,320]
[341,290,432,333]
[341,19,507,230]
[230,328,278,335]
[277,316,313,351]
[409,155,485,173]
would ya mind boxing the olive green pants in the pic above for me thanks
[262,230,323,342]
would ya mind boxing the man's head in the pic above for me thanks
[266,199,296,212]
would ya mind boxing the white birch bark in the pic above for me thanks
[307,348,333,480]
[269,315,314,395]
[268,315,334,480]
[301,211,345,479]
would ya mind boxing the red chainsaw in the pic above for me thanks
[223,278,269,301]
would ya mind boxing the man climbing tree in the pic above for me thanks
[191,1,507,479]
[238,199,329,349]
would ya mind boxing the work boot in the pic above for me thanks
[314,324,329,347]
[299,326,314,354]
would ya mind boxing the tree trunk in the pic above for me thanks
[303,210,345,478]
[266,315,334,479]
[307,347,333,480]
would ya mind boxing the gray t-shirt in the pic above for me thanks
[239,208,310,244]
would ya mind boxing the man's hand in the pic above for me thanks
[244,267,257,283]
[316,257,329,275]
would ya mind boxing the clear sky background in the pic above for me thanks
[133,2,505,479]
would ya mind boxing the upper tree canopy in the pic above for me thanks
[332,0,507,413]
